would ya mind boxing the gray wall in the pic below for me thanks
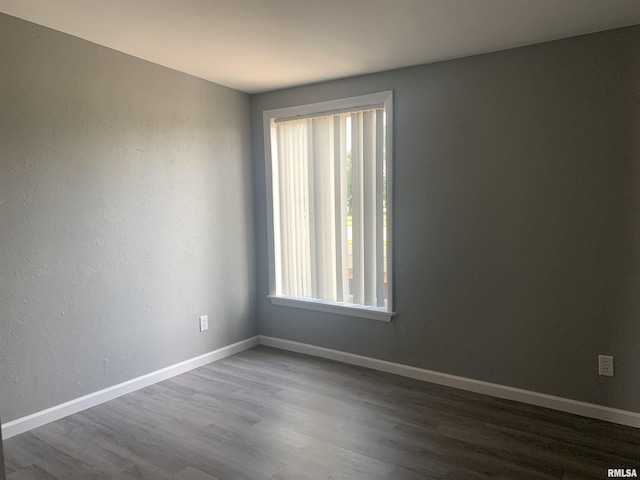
[251,26,640,412]
[0,14,257,422]
[0,412,4,480]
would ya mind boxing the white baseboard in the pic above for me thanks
[259,335,640,429]
[4,334,638,439]
[1,336,260,440]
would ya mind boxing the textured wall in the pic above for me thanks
[0,412,3,480]
[252,26,640,412]
[0,14,256,422]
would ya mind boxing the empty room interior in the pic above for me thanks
[2,1,640,479]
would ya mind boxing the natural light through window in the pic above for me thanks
[264,92,395,322]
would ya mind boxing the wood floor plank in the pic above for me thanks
[7,465,58,480]
[3,346,639,479]
[173,466,222,480]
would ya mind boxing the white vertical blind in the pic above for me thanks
[272,107,386,309]
[375,110,386,307]
[351,111,364,306]
[334,115,349,303]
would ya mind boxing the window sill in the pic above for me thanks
[267,295,396,322]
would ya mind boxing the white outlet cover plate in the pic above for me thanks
[598,355,614,377]
[199,315,209,332]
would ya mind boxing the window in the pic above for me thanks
[264,91,395,322]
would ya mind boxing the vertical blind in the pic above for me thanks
[271,106,387,309]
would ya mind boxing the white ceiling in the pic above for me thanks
[2,0,640,94]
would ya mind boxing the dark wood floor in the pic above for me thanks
[3,346,639,479]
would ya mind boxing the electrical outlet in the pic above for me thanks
[598,355,614,377]
[199,315,209,332]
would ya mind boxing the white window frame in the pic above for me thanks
[263,91,396,322]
